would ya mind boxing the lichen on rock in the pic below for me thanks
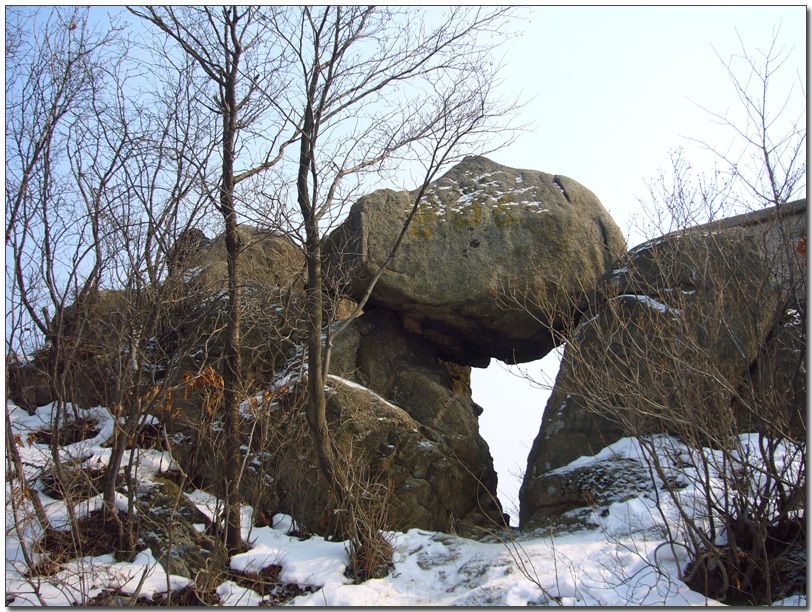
[325,156,626,366]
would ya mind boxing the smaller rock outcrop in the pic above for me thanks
[180,225,304,293]
[521,456,655,532]
[166,307,505,536]
[7,226,307,412]
[520,215,804,529]
[328,307,502,530]
[325,156,626,366]
[167,228,211,276]
[301,376,501,535]
[136,480,228,588]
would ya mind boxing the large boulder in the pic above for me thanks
[325,156,626,366]
[520,227,791,529]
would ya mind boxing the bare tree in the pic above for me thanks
[513,30,805,605]
[6,6,115,404]
[80,47,219,547]
[689,27,806,211]
[5,6,223,557]
[262,5,520,571]
[128,5,298,553]
[5,7,129,539]
[5,7,120,248]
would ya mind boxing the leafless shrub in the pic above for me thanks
[503,29,805,605]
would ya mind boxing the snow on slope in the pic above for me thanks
[5,399,807,606]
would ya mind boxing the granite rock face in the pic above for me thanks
[326,307,504,532]
[520,202,807,529]
[325,156,626,366]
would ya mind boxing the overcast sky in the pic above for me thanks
[471,5,806,523]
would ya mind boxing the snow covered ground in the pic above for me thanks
[5,400,807,606]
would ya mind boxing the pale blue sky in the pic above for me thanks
[490,5,805,244]
[473,5,806,523]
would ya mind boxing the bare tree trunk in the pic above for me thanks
[303,240,344,502]
[221,65,244,553]
[297,89,351,528]
[128,5,294,552]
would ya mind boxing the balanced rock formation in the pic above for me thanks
[520,201,807,529]
[326,156,626,366]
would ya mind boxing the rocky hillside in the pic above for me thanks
[8,157,805,546]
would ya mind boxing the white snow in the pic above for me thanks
[417,180,550,220]
[612,293,682,315]
[5,395,805,607]
[9,402,116,464]
[283,526,719,607]
[326,375,406,415]
[230,516,350,588]
[6,548,191,606]
[216,580,267,606]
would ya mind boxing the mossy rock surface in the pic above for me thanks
[324,156,626,366]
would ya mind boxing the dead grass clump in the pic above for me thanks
[345,539,395,582]
[38,467,123,502]
[31,418,100,445]
[39,510,131,565]
[228,564,318,604]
